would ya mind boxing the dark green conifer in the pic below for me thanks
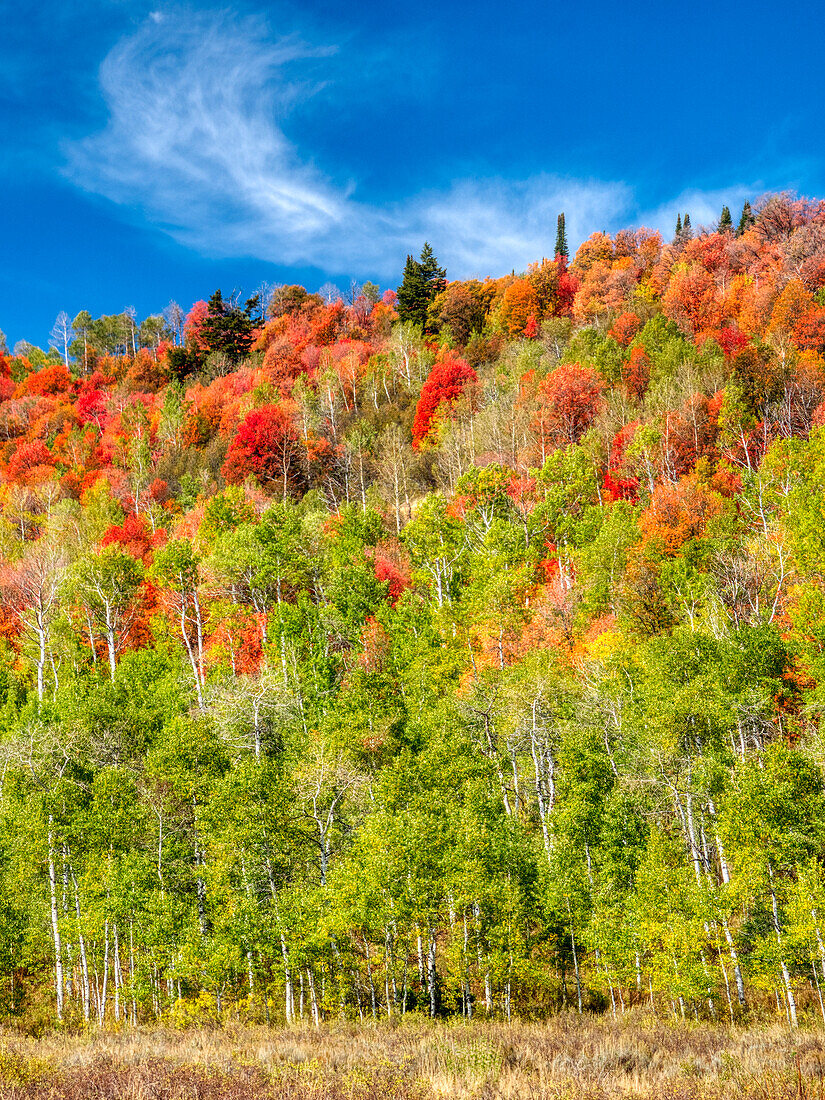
[555,213,569,260]
[675,213,682,236]
[397,243,446,329]
[737,201,755,236]
[719,206,733,232]
[418,242,446,294]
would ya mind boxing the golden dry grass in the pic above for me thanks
[1,1014,825,1098]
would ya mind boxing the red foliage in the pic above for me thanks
[372,551,411,605]
[310,302,345,346]
[412,354,477,447]
[717,326,749,359]
[622,346,651,400]
[794,309,825,356]
[207,609,264,675]
[184,300,210,351]
[554,256,580,317]
[76,389,108,428]
[663,392,723,477]
[24,364,75,398]
[221,404,303,492]
[609,312,642,346]
[605,421,640,501]
[663,266,724,338]
[532,363,604,452]
[101,513,166,564]
[7,440,56,484]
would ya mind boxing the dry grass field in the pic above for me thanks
[1,1015,825,1099]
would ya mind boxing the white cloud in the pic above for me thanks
[64,9,762,279]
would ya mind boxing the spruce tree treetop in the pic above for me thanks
[675,214,682,237]
[555,213,569,260]
[719,205,733,232]
[418,242,446,290]
[737,201,755,236]
[397,243,446,330]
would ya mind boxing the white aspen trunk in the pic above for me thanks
[99,920,110,1026]
[72,871,90,1023]
[47,819,64,1021]
[463,913,472,1019]
[113,923,122,1022]
[307,968,320,1026]
[280,933,294,1024]
[179,602,204,709]
[105,602,117,681]
[566,896,583,1014]
[473,901,492,1013]
[427,929,437,1018]
[36,623,46,702]
[129,921,137,1025]
[192,589,205,686]
[711,816,746,1008]
[362,934,377,1019]
[768,862,797,1027]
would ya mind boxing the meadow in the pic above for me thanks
[1,1016,825,1099]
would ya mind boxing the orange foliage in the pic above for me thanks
[638,474,724,554]
[609,312,642,346]
[662,265,724,338]
[499,280,539,337]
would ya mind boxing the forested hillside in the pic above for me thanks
[5,196,825,1030]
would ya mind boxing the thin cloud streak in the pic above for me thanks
[64,9,760,279]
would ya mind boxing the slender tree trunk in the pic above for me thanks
[47,819,64,1022]
[71,869,90,1023]
[427,928,438,1018]
[768,862,797,1027]
[99,920,110,1026]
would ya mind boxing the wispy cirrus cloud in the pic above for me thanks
[64,8,760,279]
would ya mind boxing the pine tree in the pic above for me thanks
[419,242,446,294]
[737,201,755,236]
[719,205,733,232]
[396,254,426,327]
[683,213,691,231]
[397,243,446,330]
[555,213,568,260]
[675,214,682,237]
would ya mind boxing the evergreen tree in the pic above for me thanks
[737,200,755,236]
[419,241,446,295]
[397,243,446,330]
[198,289,256,364]
[675,213,682,237]
[719,205,733,232]
[396,254,426,327]
[683,213,691,231]
[555,213,569,259]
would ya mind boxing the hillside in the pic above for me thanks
[3,196,825,1029]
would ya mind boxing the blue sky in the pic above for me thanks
[1,0,820,347]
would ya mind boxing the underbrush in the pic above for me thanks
[2,1014,825,1098]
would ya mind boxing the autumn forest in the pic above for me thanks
[4,196,825,1038]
